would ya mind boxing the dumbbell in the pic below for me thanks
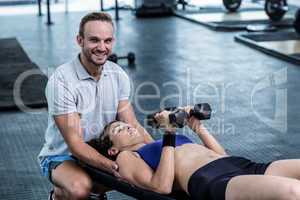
[147,103,212,128]
[265,0,288,22]
[294,9,300,34]
[108,52,135,64]
[223,0,242,13]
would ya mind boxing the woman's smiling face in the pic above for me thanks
[108,121,144,150]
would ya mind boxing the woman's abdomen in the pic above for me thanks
[174,143,227,193]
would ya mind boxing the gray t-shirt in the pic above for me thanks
[38,56,130,162]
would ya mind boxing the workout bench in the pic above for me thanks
[84,165,191,200]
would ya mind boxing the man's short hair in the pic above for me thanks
[79,12,114,37]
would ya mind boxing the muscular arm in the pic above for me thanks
[117,100,154,143]
[117,147,175,194]
[54,113,117,173]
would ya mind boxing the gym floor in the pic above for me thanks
[0,1,300,199]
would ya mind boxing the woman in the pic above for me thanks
[89,110,300,200]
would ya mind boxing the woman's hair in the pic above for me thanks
[87,120,118,161]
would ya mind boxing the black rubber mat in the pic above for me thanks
[0,112,50,200]
[241,31,300,41]
[174,3,298,31]
[174,12,294,31]
[291,53,300,59]
[175,6,263,15]
[0,38,48,111]
[235,31,300,65]
[213,18,294,29]
[0,38,31,64]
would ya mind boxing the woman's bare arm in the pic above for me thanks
[187,116,227,155]
[117,100,154,143]
[116,148,175,194]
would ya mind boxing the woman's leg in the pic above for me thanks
[51,160,93,200]
[265,159,300,179]
[225,174,300,200]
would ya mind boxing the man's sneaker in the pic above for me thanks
[89,192,107,200]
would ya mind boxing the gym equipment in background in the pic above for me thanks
[223,0,242,12]
[108,52,136,64]
[135,0,176,17]
[174,10,293,31]
[147,103,212,128]
[294,9,300,34]
[174,0,294,31]
[39,0,127,25]
[235,30,300,65]
[265,0,288,22]
[174,0,295,31]
[175,0,262,13]
[100,0,134,21]
[222,0,289,21]
[235,8,300,65]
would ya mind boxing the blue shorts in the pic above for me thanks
[40,155,76,184]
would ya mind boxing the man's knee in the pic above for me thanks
[69,176,92,199]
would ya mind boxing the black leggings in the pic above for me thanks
[187,156,271,200]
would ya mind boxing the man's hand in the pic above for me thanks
[102,159,122,178]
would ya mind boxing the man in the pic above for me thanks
[38,12,153,200]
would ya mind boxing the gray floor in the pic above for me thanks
[0,9,300,199]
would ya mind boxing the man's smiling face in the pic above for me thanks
[78,20,114,67]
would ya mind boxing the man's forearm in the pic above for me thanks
[54,113,115,172]
[69,140,111,171]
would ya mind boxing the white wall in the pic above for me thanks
[289,0,300,7]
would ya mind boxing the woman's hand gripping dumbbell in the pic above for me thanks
[146,103,212,129]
